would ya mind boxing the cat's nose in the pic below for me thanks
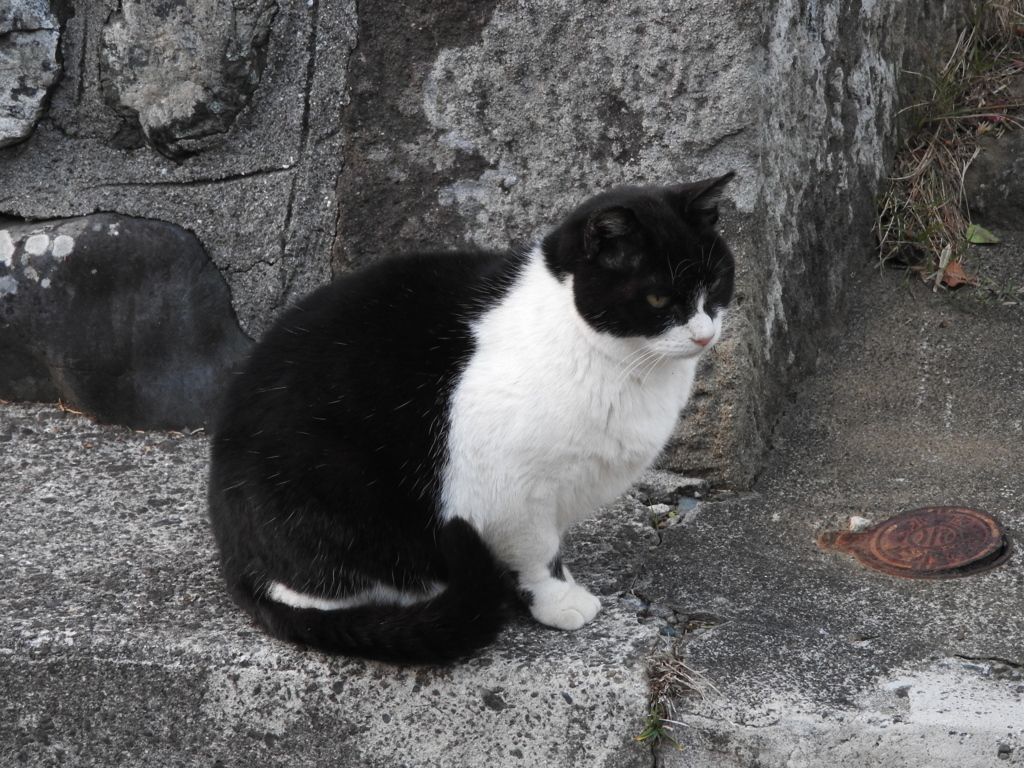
[694,336,713,347]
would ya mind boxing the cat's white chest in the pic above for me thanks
[441,253,697,534]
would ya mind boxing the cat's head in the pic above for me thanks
[542,173,736,359]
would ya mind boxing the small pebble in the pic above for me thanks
[619,594,647,613]
[647,603,674,620]
[678,497,699,512]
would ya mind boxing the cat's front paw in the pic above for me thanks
[528,580,602,631]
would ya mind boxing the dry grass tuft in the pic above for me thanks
[876,0,1024,285]
[636,654,722,750]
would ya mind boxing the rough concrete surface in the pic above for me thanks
[645,237,1024,766]
[0,401,666,767]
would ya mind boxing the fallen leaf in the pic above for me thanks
[966,223,1000,244]
[941,260,972,288]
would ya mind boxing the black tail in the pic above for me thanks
[238,519,511,665]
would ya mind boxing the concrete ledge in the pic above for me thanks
[0,404,664,767]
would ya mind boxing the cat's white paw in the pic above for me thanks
[529,580,602,631]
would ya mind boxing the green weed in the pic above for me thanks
[636,653,721,752]
[635,703,683,750]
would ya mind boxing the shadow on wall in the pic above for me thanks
[0,215,254,431]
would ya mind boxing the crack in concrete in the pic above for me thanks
[953,654,1024,671]
[296,1,319,162]
[278,0,320,267]
[75,7,88,106]
[77,166,295,193]
[223,257,280,277]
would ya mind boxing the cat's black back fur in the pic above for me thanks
[209,251,524,662]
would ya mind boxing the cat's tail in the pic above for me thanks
[237,518,512,665]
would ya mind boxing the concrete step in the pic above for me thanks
[0,403,677,767]
[647,234,1024,766]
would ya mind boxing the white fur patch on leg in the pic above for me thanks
[527,577,602,631]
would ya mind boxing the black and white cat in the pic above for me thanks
[208,173,736,664]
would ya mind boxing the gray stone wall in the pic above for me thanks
[0,0,61,149]
[1,0,354,337]
[0,0,967,483]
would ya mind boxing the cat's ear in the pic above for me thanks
[583,207,637,260]
[671,171,736,230]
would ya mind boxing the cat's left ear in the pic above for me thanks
[671,171,736,230]
[583,207,637,260]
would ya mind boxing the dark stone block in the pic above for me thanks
[964,128,1024,230]
[0,214,254,430]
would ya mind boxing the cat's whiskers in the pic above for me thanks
[667,257,680,285]
[617,347,660,384]
[617,345,650,368]
[638,351,668,388]
[615,347,652,381]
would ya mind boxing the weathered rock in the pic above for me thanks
[964,131,1024,229]
[0,0,972,486]
[0,0,353,338]
[332,0,968,487]
[100,0,278,158]
[0,214,253,430]
[332,0,499,274]
[0,0,61,148]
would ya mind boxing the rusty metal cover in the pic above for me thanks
[819,507,1013,579]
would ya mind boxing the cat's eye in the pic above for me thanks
[708,277,723,292]
[646,294,671,309]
